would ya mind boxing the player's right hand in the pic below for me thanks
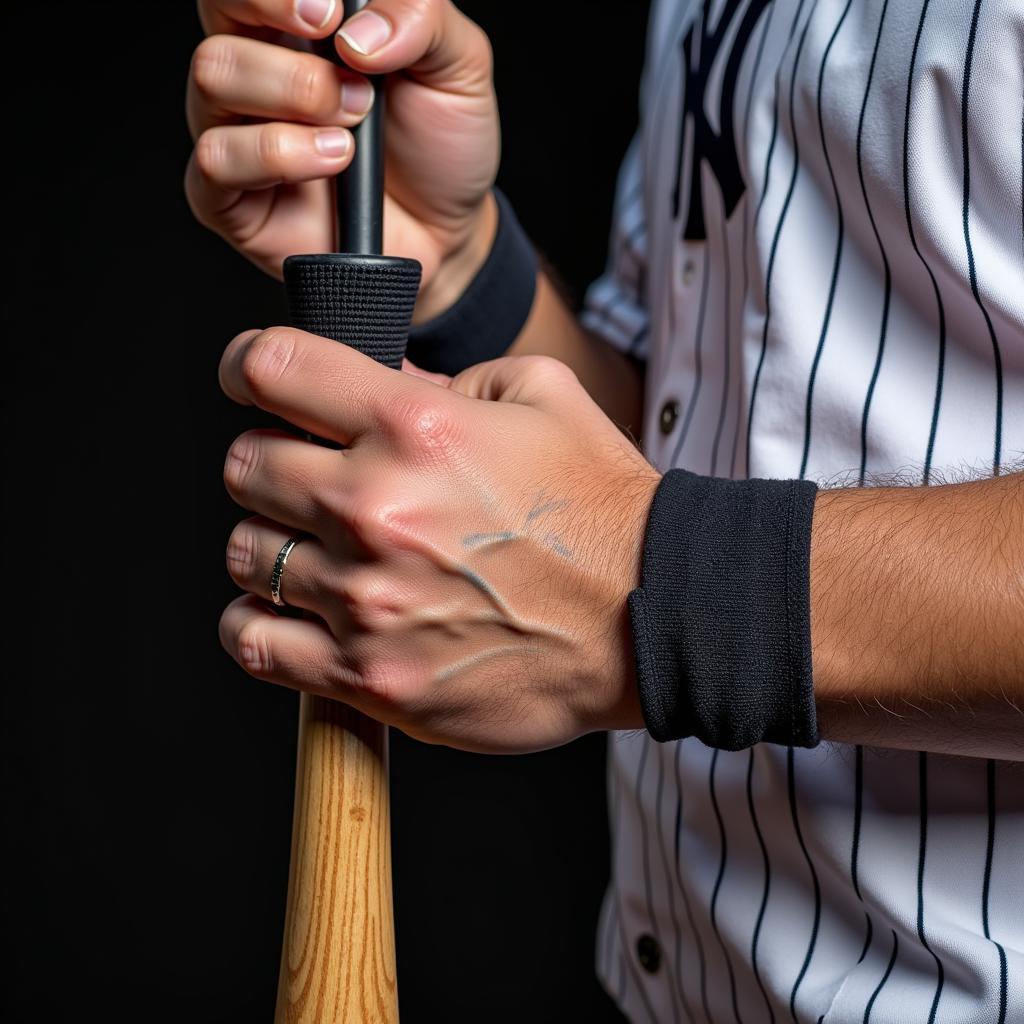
[185,0,500,322]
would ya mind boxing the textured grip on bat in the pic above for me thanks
[283,254,423,369]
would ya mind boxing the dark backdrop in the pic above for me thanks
[3,3,649,1020]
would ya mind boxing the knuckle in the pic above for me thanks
[237,620,273,674]
[346,494,411,550]
[520,353,578,388]
[224,431,263,495]
[286,58,330,116]
[194,128,228,180]
[240,328,297,398]
[225,522,259,582]
[191,35,236,98]
[400,0,433,32]
[336,571,390,628]
[254,122,289,172]
[391,397,464,463]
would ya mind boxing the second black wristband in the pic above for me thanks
[627,469,820,750]
[405,187,538,377]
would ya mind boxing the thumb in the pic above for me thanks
[335,0,491,91]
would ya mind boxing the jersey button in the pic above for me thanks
[682,258,697,284]
[659,399,679,435]
[636,934,661,974]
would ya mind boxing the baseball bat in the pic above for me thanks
[274,5,420,1020]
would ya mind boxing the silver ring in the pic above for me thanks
[270,536,303,607]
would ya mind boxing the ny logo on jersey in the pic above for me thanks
[672,0,772,240]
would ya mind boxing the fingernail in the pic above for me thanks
[340,79,374,116]
[296,0,335,29]
[314,128,351,157]
[338,10,392,55]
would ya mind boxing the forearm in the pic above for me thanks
[811,472,1024,759]
[504,269,645,444]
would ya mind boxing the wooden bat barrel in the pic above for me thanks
[274,698,397,1023]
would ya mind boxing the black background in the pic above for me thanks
[4,2,649,1020]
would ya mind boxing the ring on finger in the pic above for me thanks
[271,535,307,607]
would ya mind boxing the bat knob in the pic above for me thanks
[284,254,423,370]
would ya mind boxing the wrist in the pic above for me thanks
[405,188,538,376]
[598,468,662,733]
[412,191,499,325]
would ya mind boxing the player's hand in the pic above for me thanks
[185,0,500,321]
[217,326,660,753]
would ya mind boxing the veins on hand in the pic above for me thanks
[461,487,575,561]
[415,488,579,686]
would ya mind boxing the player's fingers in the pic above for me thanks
[223,428,355,542]
[334,0,491,91]
[185,148,334,263]
[219,593,366,701]
[226,515,355,625]
[219,326,431,448]
[187,34,373,140]
[191,120,353,194]
[198,0,344,39]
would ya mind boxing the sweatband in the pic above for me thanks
[627,469,820,750]
[405,187,538,376]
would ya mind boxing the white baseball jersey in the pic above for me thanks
[579,0,1024,1021]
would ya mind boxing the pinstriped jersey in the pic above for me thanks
[579,0,1024,1021]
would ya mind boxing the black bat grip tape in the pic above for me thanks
[283,254,423,370]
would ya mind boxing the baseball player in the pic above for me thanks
[185,0,1023,1021]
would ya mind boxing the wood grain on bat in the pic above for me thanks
[275,695,398,1023]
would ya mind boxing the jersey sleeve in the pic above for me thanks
[580,130,651,362]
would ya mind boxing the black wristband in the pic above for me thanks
[405,188,538,376]
[627,469,820,750]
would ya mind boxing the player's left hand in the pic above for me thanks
[217,326,659,753]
